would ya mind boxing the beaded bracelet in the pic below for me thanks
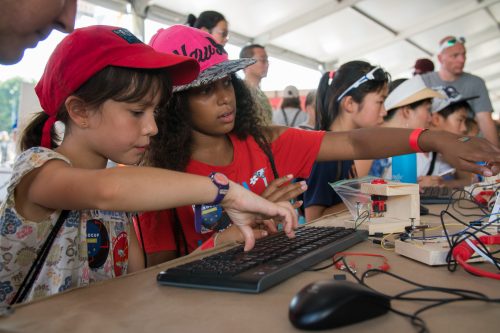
[409,128,427,153]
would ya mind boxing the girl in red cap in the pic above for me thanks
[0,25,298,306]
[139,25,500,266]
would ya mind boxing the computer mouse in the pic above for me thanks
[289,280,391,330]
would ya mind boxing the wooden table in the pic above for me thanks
[1,206,499,333]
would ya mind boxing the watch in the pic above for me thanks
[194,172,230,233]
[208,172,229,205]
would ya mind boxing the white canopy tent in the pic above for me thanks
[88,0,500,116]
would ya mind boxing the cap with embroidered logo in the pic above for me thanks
[35,25,200,148]
[431,86,479,113]
[149,25,256,92]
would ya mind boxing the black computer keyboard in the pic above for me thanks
[157,226,368,293]
[420,186,453,204]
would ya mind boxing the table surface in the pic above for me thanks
[1,205,499,333]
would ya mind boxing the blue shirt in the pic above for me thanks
[304,160,357,208]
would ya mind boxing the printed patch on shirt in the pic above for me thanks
[249,167,268,187]
[113,232,128,276]
[112,28,142,44]
[87,219,110,269]
[195,204,231,234]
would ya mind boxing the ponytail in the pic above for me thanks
[20,111,64,151]
[186,14,197,27]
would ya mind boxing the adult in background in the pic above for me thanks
[273,85,308,127]
[413,58,434,76]
[186,10,229,46]
[0,0,77,65]
[240,44,273,124]
[421,36,498,146]
[298,90,317,130]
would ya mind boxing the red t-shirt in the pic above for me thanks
[136,128,325,253]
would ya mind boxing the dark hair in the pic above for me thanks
[146,74,272,171]
[186,11,226,31]
[305,90,316,108]
[437,101,471,119]
[239,44,265,59]
[315,60,390,130]
[21,66,172,151]
[281,97,301,109]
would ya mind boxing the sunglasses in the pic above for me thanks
[438,36,465,53]
[336,67,386,102]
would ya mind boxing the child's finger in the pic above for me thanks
[264,181,307,203]
[240,226,256,252]
[261,174,293,197]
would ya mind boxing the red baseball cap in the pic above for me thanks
[35,25,200,148]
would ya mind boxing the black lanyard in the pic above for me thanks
[11,210,70,304]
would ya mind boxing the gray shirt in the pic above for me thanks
[272,107,308,127]
[421,71,493,114]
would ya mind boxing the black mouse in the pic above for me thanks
[289,280,391,330]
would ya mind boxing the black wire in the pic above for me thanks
[333,256,500,333]
[305,257,342,271]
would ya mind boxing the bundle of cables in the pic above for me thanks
[321,254,500,333]
[437,187,500,280]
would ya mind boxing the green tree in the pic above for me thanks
[0,77,24,132]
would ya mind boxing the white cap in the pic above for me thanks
[282,85,300,98]
[384,76,444,111]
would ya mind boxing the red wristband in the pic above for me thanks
[409,128,427,153]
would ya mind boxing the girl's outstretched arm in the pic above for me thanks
[316,128,500,176]
[20,163,298,251]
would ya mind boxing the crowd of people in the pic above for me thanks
[0,1,499,307]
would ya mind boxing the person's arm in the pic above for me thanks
[202,174,308,247]
[20,163,299,251]
[441,170,473,188]
[418,171,473,189]
[128,225,146,272]
[147,251,178,267]
[354,160,373,177]
[305,203,347,222]
[315,128,500,176]
[475,112,499,147]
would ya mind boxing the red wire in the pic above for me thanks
[455,256,500,280]
[333,252,390,272]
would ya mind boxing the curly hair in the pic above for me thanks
[146,74,273,172]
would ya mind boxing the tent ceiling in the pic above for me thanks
[95,0,500,109]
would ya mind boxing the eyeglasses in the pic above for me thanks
[336,67,386,102]
[438,36,465,53]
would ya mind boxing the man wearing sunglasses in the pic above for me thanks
[421,36,498,147]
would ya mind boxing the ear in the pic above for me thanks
[400,106,411,119]
[342,96,357,114]
[64,96,90,128]
[437,53,443,64]
[200,27,210,33]
[430,113,442,128]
